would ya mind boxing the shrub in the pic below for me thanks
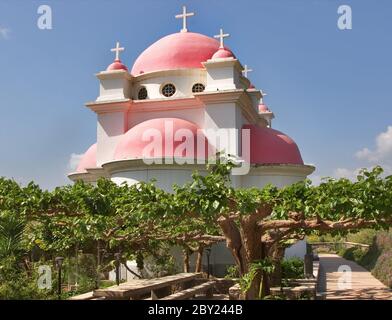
[372,249,392,288]
[225,265,239,279]
[0,257,55,299]
[341,247,366,263]
[346,229,378,245]
[281,257,304,280]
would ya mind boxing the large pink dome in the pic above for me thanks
[114,118,213,160]
[131,32,221,75]
[243,125,304,165]
[76,143,97,173]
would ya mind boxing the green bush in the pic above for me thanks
[225,265,239,279]
[372,249,392,288]
[0,257,55,299]
[281,257,304,280]
[346,229,378,245]
[341,247,366,263]
[337,229,392,288]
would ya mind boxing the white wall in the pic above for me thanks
[242,174,306,189]
[133,69,206,100]
[111,168,195,192]
[128,108,204,130]
[97,77,131,102]
[97,112,127,166]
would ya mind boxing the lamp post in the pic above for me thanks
[55,257,64,299]
[205,248,211,279]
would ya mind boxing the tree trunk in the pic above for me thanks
[195,246,204,273]
[183,249,190,273]
[218,217,247,275]
[240,214,264,299]
[218,207,272,300]
[269,244,285,287]
[96,240,101,289]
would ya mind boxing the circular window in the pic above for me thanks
[161,83,176,97]
[138,87,148,100]
[192,83,205,93]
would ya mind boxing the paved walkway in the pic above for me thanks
[318,253,392,300]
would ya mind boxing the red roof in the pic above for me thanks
[131,32,222,75]
[76,143,97,173]
[243,125,304,165]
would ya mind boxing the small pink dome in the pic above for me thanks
[106,59,128,71]
[131,32,222,75]
[114,118,214,160]
[243,125,304,165]
[249,84,255,89]
[76,143,97,173]
[211,47,234,59]
[258,104,270,113]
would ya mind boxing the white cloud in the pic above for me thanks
[355,126,392,165]
[68,153,83,172]
[0,27,10,39]
[309,174,320,185]
[326,126,392,181]
[333,167,361,181]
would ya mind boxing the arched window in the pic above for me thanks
[161,83,176,97]
[192,83,205,93]
[138,87,148,100]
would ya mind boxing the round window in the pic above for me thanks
[192,83,205,93]
[138,87,148,100]
[161,83,176,97]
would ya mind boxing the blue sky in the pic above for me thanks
[0,0,391,189]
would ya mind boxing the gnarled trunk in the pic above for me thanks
[269,244,285,287]
[183,248,190,273]
[218,207,272,300]
[218,216,248,275]
[195,246,204,273]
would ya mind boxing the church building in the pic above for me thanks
[68,7,315,276]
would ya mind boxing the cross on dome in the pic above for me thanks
[111,42,125,61]
[214,28,230,49]
[175,6,195,33]
[243,65,253,78]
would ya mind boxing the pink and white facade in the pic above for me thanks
[68,10,314,275]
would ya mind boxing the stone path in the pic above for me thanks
[318,253,392,300]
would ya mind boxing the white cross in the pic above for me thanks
[175,6,195,33]
[111,42,125,61]
[214,28,230,49]
[242,65,253,78]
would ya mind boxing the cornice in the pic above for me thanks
[130,97,204,113]
[195,89,260,124]
[96,70,133,81]
[102,158,209,175]
[133,68,205,81]
[202,58,243,73]
[249,164,316,177]
[85,99,131,114]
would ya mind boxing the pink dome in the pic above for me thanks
[76,143,97,173]
[106,59,128,71]
[211,47,234,59]
[131,32,222,75]
[114,118,214,160]
[258,104,270,113]
[243,125,304,165]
